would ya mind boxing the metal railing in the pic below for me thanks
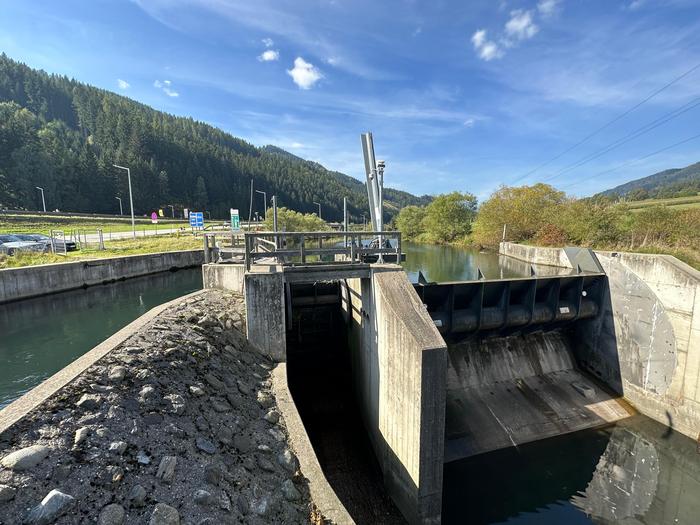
[244,231,402,270]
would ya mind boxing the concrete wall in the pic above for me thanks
[202,263,245,294]
[344,268,447,525]
[0,250,204,304]
[499,241,573,269]
[244,268,287,362]
[499,242,700,440]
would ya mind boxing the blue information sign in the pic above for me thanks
[189,211,204,228]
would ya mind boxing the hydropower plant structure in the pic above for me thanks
[201,133,700,524]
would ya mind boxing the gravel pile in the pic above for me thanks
[0,290,318,524]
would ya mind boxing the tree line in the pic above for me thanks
[394,183,700,269]
[0,54,430,222]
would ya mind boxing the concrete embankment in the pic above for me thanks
[0,289,336,524]
[500,241,700,441]
[0,250,204,304]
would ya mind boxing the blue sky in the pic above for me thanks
[1,0,699,199]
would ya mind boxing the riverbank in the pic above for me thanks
[0,289,318,524]
[0,248,204,303]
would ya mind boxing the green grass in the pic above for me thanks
[0,234,202,269]
[626,194,700,212]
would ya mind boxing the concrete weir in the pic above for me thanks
[203,243,699,525]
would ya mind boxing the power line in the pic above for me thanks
[509,60,700,184]
[561,131,700,190]
[540,95,700,182]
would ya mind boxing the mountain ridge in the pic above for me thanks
[0,53,430,221]
[598,161,700,200]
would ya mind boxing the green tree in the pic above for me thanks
[472,184,566,246]
[421,192,478,243]
[394,205,426,240]
[263,207,329,231]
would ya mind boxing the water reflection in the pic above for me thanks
[0,269,202,408]
[402,242,570,283]
[442,416,700,524]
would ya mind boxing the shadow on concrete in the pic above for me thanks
[286,281,405,525]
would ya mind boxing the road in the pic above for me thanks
[82,227,184,242]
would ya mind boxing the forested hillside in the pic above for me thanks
[0,54,429,221]
[599,161,700,200]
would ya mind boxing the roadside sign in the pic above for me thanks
[158,209,164,217]
[151,212,158,224]
[189,211,204,229]
[184,208,189,219]
[230,208,240,231]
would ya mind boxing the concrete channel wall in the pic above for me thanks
[0,250,204,304]
[344,269,447,525]
[500,242,700,440]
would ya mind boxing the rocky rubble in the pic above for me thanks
[0,290,317,524]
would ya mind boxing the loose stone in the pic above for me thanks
[74,427,90,446]
[108,441,127,455]
[204,373,225,390]
[277,448,297,473]
[128,484,147,507]
[281,479,301,502]
[263,410,279,424]
[149,502,180,525]
[156,456,177,483]
[76,393,102,410]
[137,450,151,465]
[25,489,75,525]
[196,437,217,455]
[98,503,125,525]
[188,385,205,397]
[1,445,49,471]
[194,489,213,506]
[108,366,126,383]
[0,484,16,502]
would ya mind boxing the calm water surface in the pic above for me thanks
[0,268,202,408]
[402,242,567,282]
[443,415,700,524]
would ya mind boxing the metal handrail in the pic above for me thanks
[243,231,402,270]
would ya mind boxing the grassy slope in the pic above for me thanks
[0,217,190,234]
[0,234,202,269]
[625,194,700,212]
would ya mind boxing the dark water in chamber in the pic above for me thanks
[0,268,202,408]
[443,415,700,524]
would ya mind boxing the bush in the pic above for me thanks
[534,224,567,246]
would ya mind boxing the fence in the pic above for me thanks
[242,231,402,270]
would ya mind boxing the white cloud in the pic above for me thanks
[287,57,323,89]
[154,79,179,97]
[262,37,274,48]
[463,118,475,127]
[505,10,539,41]
[537,0,560,17]
[117,79,130,90]
[258,49,279,62]
[471,29,503,61]
[627,0,646,9]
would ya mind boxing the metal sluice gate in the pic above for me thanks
[413,271,607,341]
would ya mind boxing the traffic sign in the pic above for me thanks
[230,208,240,231]
[189,211,204,229]
[151,212,158,224]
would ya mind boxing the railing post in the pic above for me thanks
[300,234,306,264]
[396,231,401,263]
[245,234,251,271]
[350,234,355,263]
[203,234,210,264]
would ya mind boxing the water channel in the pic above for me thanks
[1,245,698,525]
[0,268,202,408]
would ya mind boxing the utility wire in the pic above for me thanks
[540,95,700,182]
[510,60,700,184]
[561,131,700,190]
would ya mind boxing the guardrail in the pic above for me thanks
[243,231,402,270]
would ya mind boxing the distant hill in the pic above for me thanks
[0,54,430,221]
[598,161,700,201]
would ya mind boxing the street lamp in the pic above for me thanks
[113,164,136,238]
[115,197,123,216]
[255,190,267,220]
[167,205,174,218]
[35,187,46,212]
[313,201,322,220]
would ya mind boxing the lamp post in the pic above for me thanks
[255,190,267,220]
[167,205,175,218]
[113,164,135,238]
[313,201,322,220]
[115,197,123,216]
[35,187,46,212]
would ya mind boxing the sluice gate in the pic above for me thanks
[414,269,632,462]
